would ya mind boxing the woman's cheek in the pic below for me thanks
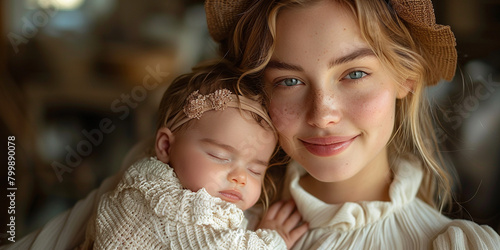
[351,89,396,134]
[269,100,302,133]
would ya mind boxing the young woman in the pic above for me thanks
[205,0,500,248]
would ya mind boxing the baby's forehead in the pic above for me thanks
[240,108,275,128]
[196,108,275,140]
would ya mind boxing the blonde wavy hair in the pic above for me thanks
[222,0,455,211]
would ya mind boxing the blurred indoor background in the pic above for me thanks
[0,0,499,244]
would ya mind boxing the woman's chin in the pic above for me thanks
[298,160,359,183]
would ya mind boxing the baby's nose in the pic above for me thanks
[228,167,247,185]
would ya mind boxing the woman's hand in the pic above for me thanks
[257,199,309,249]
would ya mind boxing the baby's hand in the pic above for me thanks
[257,199,309,249]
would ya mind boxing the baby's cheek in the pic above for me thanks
[246,178,263,208]
[200,172,225,196]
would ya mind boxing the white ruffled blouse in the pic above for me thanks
[92,157,286,249]
[284,155,500,249]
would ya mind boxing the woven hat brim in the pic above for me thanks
[390,0,457,83]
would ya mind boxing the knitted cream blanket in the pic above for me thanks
[91,157,285,249]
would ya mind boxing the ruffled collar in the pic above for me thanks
[287,155,423,231]
[115,157,245,230]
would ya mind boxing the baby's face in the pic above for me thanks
[168,108,277,210]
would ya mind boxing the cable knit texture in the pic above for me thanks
[92,157,286,249]
[282,154,500,249]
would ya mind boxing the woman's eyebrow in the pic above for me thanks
[327,47,375,69]
[266,47,375,72]
[266,60,303,71]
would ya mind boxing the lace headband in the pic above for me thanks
[167,89,275,133]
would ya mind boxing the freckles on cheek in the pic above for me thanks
[269,102,301,132]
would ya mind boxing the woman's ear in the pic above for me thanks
[155,127,174,164]
[397,79,414,99]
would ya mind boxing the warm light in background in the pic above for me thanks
[37,0,85,10]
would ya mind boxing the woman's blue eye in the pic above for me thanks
[277,78,303,86]
[345,71,367,80]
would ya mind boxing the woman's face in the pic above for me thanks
[264,0,409,183]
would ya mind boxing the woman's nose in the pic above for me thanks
[228,167,247,186]
[307,89,341,128]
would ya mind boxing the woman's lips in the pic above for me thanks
[219,190,243,203]
[300,135,358,157]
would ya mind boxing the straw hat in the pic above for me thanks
[205,0,457,83]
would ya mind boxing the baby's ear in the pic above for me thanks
[155,127,174,163]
